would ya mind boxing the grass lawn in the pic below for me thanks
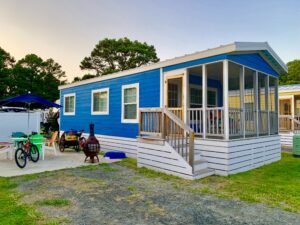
[0,152,299,224]
[119,152,300,213]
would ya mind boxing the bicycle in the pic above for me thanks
[15,137,40,168]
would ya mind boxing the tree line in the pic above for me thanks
[1,37,299,102]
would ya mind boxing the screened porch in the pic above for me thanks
[185,60,279,140]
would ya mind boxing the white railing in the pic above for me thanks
[258,111,268,135]
[229,108,242,137]
[206,107,224,136]
[245,110,256,136]
[269,111,278,134]
[187,108,203,135]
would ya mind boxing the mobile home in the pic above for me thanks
[59,42,287,179]
[279,84,300,146]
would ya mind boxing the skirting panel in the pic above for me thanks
[81,133,137,158]
[137,141,193,179]
[280,132,293,146]
[195,135,281,176]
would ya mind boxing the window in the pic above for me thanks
[189,85,217,108]
[122,83,139,123]
[190,86,202,108]
[207,90,217,107]
[91,88,109,115]
[64,93,75,115]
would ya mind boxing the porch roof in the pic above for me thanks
[279,84,300,93]
[59,42,287,90]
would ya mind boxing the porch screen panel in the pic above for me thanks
[258,73,268,135]
[228,62,243,138]
[269,77,278,134]
[244,68,256,137]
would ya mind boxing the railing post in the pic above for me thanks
[161,109,165,139]
[189,131,194,172]
[255,71,259,137]
[139,109,142,136]
[202,65,207,139]
[223,60,229,140]
[240,66,245,138]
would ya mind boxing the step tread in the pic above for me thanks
[193,168,215,178]
[194,159,207,165]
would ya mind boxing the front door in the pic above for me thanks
[279,99,291,115]
[165,75,184,120]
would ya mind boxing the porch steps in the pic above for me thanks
[193,168,215,179]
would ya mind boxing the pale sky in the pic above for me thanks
[0,0,299,81]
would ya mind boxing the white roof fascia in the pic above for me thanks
[59,42,286,90]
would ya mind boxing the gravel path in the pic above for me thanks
[15,163,300,225]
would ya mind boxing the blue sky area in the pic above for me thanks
[0,0,299,80]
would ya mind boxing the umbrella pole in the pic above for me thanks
[27,103,30,135]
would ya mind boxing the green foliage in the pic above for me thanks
[0,47,66,101]
[280,59,300,85]
[80,37,159,76]
[72,74,97,83]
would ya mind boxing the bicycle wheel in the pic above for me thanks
[30,144,39,162]
[15,148,27,169]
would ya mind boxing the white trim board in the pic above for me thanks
[91,88,110,115]
[59,42,287,90]
[63,93,76,116]
[121,83,139,123]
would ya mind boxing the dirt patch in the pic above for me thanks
[15,163,300,225]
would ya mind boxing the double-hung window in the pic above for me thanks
[91,88,109,115]
[64,93,76,115]
[122,83,139,123]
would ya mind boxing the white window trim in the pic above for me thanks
[121,83,139,123]
[91,88,109,115]
[64,93,76,116]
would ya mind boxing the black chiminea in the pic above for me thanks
[83,123,100,163]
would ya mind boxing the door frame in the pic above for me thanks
[163,69,188,122]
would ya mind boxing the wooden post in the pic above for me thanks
[223,60,229,140]
[292,95,295,131]
[161,109,165,139]
[139,110,142,136]
[188,131,194,172]
[202,65,207,139]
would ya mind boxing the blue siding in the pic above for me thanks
[60,69,160,138]
[163,53,279,77]
[163,54,227,72]
[227,53,278,77]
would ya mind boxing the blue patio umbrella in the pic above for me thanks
[0,92,62,133]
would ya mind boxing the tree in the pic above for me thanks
[80,37,159,76]
[0,47,15,99]
[280,60,300,85]
[12,54,65,101]
[72,74,97,83]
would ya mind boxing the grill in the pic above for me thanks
[83,123,100,163]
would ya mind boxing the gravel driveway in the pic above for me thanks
[15,162,300,225]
